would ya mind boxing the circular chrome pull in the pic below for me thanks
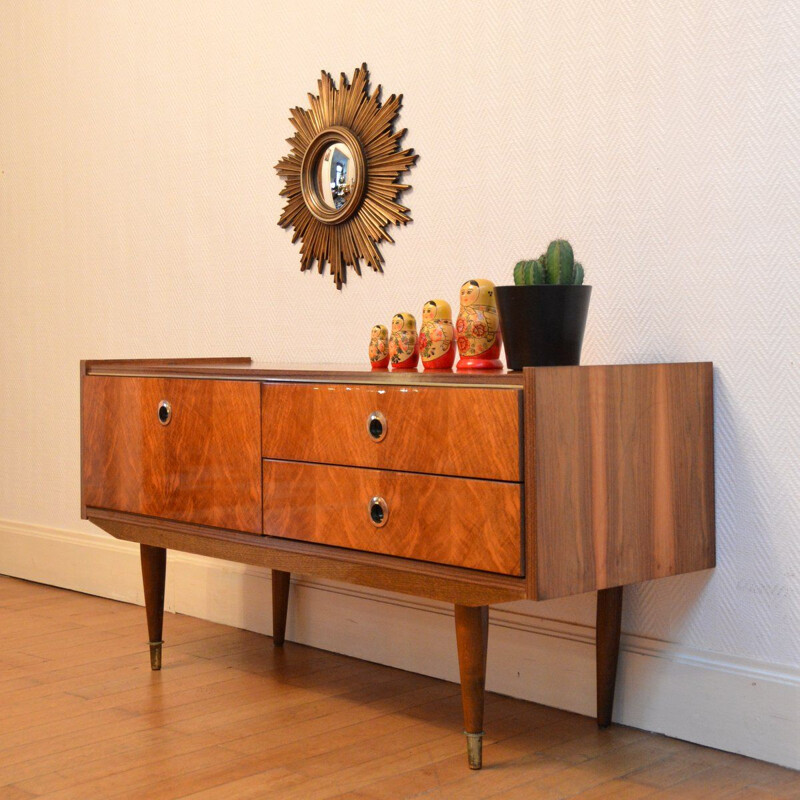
[366,411,387,442]
[368,496,388,528]
[157,400,172,426]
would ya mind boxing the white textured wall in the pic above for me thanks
[1,0,799,746]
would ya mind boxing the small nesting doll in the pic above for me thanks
[388,312,419,370]
[368,324,390,370]
[419,299,455,371]
[456,279,503,370]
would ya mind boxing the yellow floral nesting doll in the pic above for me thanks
[419,299,455,371]
[388,312,419,370]
[369,324,390,370]
[456,279,503,370]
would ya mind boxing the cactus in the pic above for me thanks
[514,259,546,285]
[513,257,547,285]
[545,239,574,284]
[513,240,585,285]
[532,253,547,283]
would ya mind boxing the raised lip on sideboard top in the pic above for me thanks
[80,358,526,387]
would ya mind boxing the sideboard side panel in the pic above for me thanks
[531,363,715,599]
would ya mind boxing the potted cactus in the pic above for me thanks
[495,239,591,369]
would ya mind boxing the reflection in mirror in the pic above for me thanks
[316,142,356,210]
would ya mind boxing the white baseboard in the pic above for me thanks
[1,519,798,770]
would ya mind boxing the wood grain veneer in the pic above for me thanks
[261,383,522,482]
[526,362,715,599]
[82,376,262,533]
[262,460,523,575]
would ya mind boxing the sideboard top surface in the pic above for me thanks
[81,357,712,387]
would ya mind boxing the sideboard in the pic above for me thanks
[80,358,715,769]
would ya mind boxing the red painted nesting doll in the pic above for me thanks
[369,324,390,370]
[455,279,503,370]
[388,312,419,370]
[419,299,455,371]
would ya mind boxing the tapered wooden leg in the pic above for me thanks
[272,570,291,646]
[596,585,623,728]
[454,604,489,769]
[140,544,167,671]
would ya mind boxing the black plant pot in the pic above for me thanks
[495,285,592,369]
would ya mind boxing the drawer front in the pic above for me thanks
[261,383,521,481]
[82,376,261,533]
[262,460,523,575]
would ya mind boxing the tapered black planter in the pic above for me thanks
[495,285,592,369]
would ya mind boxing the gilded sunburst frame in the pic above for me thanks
[275,64,417,289]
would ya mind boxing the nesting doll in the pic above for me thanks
[455,279,503,370]
[368,324,390,370]
[388,312,419,370]
[419,299,455,371]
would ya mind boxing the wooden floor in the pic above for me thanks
[0,576,797,800]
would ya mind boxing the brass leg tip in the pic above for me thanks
[148,641,163,671]
[465,731,484,770]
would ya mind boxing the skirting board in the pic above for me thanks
[1,519,798,770]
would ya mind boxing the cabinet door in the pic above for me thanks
[82,376,261,533]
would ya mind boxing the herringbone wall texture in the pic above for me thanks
[1,0,798,670]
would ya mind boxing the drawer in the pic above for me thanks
[261,383,521,481]
[82,376,262,533]
[262,460,523,575]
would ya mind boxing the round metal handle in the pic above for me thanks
[368,496,388,528]
[366,411,387,442]
[157,400,172,426]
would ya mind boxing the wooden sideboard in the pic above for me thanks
[80,358,715,770]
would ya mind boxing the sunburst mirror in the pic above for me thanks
[275,64,417,288]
